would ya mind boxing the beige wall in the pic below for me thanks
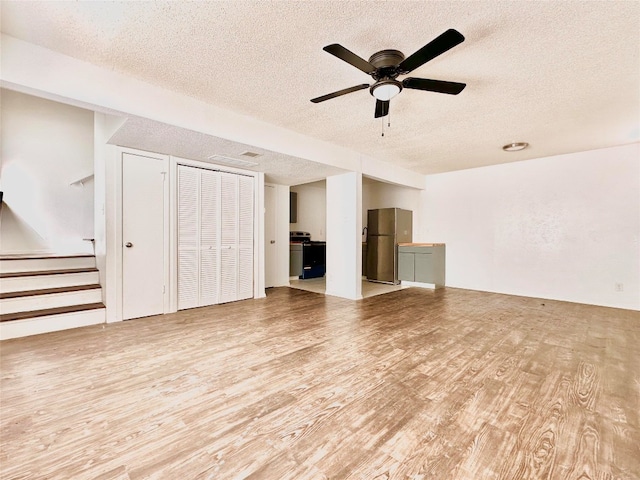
[362,179,422,240]
[290,180,327,241]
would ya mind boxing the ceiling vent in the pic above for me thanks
[240,151,261,158]
[207,154,259,168]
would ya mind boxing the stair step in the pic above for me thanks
[0,269,100,293]
[0,286,102,315]
[0,302,105,322]
[0,253,94,260]
[0,303,106,340]
[0,267,98,278]
[0,284,101,299]
[0,256,96,274]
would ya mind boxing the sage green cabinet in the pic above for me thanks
[398,245,445,287]
[398,252,415,281]
[289,244,302,277]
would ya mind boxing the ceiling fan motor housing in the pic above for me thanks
[368,49,406,98]
[368,49,406,80]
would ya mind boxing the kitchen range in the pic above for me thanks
[289,231,326,279]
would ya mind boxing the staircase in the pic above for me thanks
[0,255,105,340]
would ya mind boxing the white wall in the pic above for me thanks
[419,144,640,310]
[290,180,326,241]
[0,89,94,254]
[362,179,422,240]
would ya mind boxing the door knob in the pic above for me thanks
[270,240,276,244]
[125,242,133,248]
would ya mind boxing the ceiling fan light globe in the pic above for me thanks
[371,81,402,101]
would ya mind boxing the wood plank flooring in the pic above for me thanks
[1,287,639,479]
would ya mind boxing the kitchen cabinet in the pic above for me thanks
[290,244,303,277]
[289,242,326,279]
[398,244,445,287]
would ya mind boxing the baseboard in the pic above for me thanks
[401,281,440,289]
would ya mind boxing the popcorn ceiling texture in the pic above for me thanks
[1,1,638,175]
[108,116,348,186]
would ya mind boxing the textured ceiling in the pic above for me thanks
[108,116,348,186]
[1,1,639,176]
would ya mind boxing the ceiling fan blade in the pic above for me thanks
[323,44,376,74]
[398,29,465,74]
[310,84,370,103]
[402,77,466,95]
[374,99,389,118]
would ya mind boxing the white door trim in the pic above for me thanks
[264,184,276,288]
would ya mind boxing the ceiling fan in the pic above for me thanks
[311,29,467,118]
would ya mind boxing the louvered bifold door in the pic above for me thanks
[177,166,200,310]
[199,169,220,306]
[237,175,254,300]
[219,173,239,303]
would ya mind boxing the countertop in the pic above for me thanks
[397,243,445,247]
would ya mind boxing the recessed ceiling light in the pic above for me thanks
[502,142,529,152]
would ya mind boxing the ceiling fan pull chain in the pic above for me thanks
[381,116,384,137]
[388,109,391,128]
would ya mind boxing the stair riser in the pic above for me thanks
[0,257,96,274]
[0,308,106,340]
[1,272,100,293]
[1,290,102,315]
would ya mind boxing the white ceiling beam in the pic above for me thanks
[1,34,425,190]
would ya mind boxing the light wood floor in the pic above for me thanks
[1,287,639,479]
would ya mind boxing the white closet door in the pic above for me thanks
[199,170,220,306]
[219,173,239,303]
[178,167,254,308]
[238,175,254,300]
[177,166,199,310]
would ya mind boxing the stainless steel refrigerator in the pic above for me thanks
[366,208,413,284]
